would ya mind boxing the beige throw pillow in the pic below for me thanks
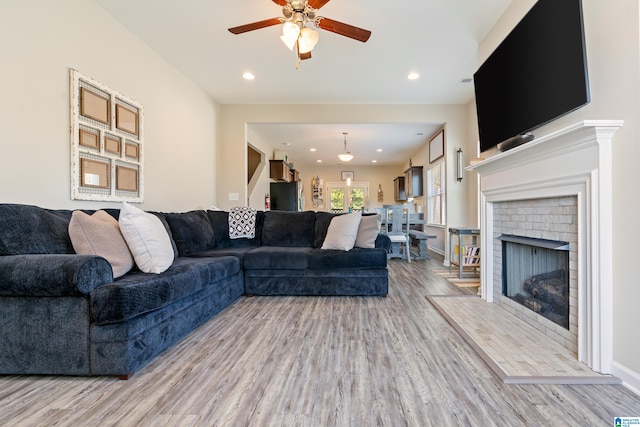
[321,212,362,251]
[355,214,382,248]
[69,210,134,278]
[118,202,175,274]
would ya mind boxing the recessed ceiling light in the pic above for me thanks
[242,72,255,80]
[310,148,316,152]
[371,160,377,163]
[376,148,383,152]
[317,159,322,163]
[408,72,420,80]
[283,142,291,146]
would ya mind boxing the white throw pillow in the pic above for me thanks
[321,212,362,251]
[118,202,174,274]
[69,210,134,278]
[354,214,382,249]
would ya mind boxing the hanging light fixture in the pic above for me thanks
[338,132,354,162]
[278,5,321,67]
[298,27,319,54]
[280,20,300,51]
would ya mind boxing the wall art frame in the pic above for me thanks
[341,171,354,181]
[70,69,144,202]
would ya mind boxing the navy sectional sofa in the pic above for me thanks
[0,204,390,378]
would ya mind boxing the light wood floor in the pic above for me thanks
[1,255,639,426]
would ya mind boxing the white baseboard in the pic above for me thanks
[611,361,640,396]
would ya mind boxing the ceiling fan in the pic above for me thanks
[228,0,371,67]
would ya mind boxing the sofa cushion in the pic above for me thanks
[90,256,240,325]
[68,210,134,278]
[207,210,264,248]
[189,246,257,268]
[0,204,74,255]
[261,211,315,247]
[163,210,215,256]
[308,248,388,270]
[321,211,361,251]
[314,212,381,248]
[355,214,382,249]
[119,203,175,274]
[243,246,312,270]
[148,212,180,259]
[313,211,338,248]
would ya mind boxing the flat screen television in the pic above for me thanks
[473,0,590,153]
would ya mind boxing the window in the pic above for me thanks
[427,161,446,226]
[326,182,369,212]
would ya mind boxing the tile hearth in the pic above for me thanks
[428,295,620,384]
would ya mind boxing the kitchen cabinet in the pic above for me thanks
[394,176,407,201]
[270,160,292,182]
[404,166,423,197]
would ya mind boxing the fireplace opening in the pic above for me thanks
[499,234,570,329]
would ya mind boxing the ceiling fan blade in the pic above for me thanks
[272,0,287,5]
[316,17,371,42]
[308,0,331,9]
[228,18,282,35]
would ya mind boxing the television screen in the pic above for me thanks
[473,0,590,153]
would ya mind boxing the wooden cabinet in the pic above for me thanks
[270,160,292,182]
[404,166,423,198]
[393,176,407,201]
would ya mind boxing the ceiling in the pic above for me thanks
[249,122,444,167]
[95,0,513,165]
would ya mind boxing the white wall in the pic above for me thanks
[477,0,640,387]
[0,0,219,212]
[246,127,272,210]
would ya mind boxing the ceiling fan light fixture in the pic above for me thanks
[280,33,298,50]
[338,132,353,162]
[228,1,371,68]
[282,20,301,38]
[298,27,319,54]
[281,20,301,50]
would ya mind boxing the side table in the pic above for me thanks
[449,227,480,279]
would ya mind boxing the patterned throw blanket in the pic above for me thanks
[228,206,257,239]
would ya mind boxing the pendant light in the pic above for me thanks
[338,132,353,162]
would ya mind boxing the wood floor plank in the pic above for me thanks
[1,255,639,426]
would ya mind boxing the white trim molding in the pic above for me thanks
[467,120,623,374]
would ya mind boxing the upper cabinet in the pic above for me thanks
[270,160,291,182]
[404,166,423,198]
[393,176,407,202]
[269,160,300,182]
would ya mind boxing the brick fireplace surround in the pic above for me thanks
[468,120,623,374]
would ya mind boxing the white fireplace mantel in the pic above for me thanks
[467,120,623,374]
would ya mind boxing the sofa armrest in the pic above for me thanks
[0,254,113,297]
[375,233,392,251]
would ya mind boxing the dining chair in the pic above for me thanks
[382,205,411,263]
